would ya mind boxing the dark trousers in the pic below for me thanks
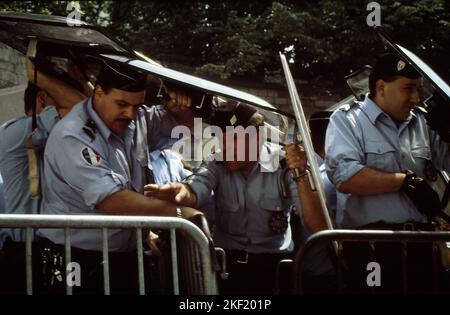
[0,237,145,295]
[343,242,437,294]
[342,224,450,295]
[218,250,291,295]
[302,274,338,294]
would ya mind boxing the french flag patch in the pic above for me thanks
[81,146,102,166]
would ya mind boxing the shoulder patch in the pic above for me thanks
[81,146,102,166]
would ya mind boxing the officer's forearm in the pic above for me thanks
[97,189,178,216]
[34,71,86,116]
[296,180,327,233]
[339,167,406,195]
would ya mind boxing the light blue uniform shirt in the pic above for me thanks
[326,97,450,228]
[184,142,302,254]
[317,155,337,218]
[0,106,59,246]
[149,137,192,184]
[38,99,178,252]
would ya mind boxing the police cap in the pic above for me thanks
[96,60,147,92]
[210,103,258,131]
[371,52,421,80]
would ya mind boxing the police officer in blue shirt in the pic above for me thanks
[326,53,450,293]
[37,60,201,294]
[0,60,88,293]
[146,103,327,294]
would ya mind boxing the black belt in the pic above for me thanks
[225,250,290,265]
[360,221,436,231]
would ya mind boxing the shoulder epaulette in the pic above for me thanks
[338,100,359,112]
[82,119,97,141]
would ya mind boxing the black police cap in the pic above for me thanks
[210,103,258,131]
[96,60,147,92]
[371,53,421,80]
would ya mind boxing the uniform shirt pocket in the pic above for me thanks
[410,146,433,180]
[215,198,241,235]
[364,140,397,172]
[259,196,284,212]
[410,146,431,160]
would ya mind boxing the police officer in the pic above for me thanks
[146,103,326,294]
[0,61,87,246]
[37,60,200,294]
[326,53,450,293]
[0,60,88,293]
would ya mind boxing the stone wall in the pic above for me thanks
[228,81,342,118]
[0,43,26,88]
[0,43,26,123]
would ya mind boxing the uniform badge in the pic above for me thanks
[424,159,438,182]
[268,212,288,234]
[229,114,237,126]
[81,146,102,166]
[397,60,406,71]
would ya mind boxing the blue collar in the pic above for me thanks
[149,149,163,161]
[360,97,385,125]
[360,95,417,126]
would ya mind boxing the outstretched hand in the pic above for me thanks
[144,182,194,205]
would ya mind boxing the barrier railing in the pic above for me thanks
[0,214,218,295]
[292,229,450,294]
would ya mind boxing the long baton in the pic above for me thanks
[279,52,334,231]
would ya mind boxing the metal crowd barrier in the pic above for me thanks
[292,229,450,294]
[0,214,218,295]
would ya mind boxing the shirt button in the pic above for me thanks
[276,206,281,211]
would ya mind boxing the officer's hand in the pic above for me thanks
[166,90,192,113]
[285,142,307,172]
[401,170,441,217]
[144,182,194,205]
[144,231,161,257]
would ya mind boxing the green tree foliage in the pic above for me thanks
[1,0,448,93]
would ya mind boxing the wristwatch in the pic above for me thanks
[176,207,183,218]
